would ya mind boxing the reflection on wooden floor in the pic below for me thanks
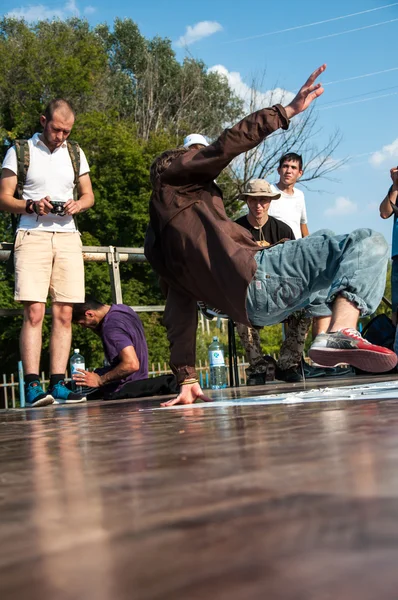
[2,374,398,599]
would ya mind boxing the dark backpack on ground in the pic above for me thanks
[106,374,179,400]
[357,314,397,374]
[362,313,396,351]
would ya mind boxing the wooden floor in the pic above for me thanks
[2,374,398,599]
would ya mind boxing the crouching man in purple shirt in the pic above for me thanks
[72,297,149,397]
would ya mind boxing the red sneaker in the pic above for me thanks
[309,328,398,373]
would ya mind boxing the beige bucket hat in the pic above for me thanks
[239,178,281,200]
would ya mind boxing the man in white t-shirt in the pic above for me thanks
[268,151,331,367]
[0,98,94,406]
[268,152,308,239]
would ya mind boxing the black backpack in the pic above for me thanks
[362,313,396,351]
[11,138,81,233]
[5,139,81,273]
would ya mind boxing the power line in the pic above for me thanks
[320,90,398,111]
[287,18,398,47]
[321,84,398,106]
[324,66,398,87]
[291,67,398,95]
[225,3,398,44]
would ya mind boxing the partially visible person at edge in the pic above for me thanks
[379,165,398,336]
[72,298,149,398]
[0,99,94,406]
[145,64,397,407]
[234,178,304,384]
[269,151,331,339]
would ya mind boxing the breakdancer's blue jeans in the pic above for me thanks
[246,229,389,328]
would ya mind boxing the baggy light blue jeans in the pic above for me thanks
[246,229,389,327]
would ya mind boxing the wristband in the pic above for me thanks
[389,199,398,216]
[25,200,35,214]
[180,378,199,386]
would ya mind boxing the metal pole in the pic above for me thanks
[227,319,234,387]
[18,361,25,408]
[231,323,239,387]
[3,374,8,410]
[107,246,123,304]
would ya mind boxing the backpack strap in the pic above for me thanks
[66,140,81,231]
[66,140,81,201]
[11,139,30,233]
[11,139,81,232]
[14,139,30,199]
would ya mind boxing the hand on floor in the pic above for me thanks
[160,382,212,407]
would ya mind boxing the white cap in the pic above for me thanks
[183,134,209,148]
[74,348,80,353]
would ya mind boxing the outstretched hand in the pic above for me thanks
[160,382,212,407]
[284,64,326,120]
[390,166,398,189]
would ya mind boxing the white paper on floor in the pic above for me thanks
[145,380,398,410]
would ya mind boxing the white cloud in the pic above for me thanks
[208,64,294,110]
[369,138,398,167]
[176,21,223,47]
[64,0,79,14]
[7,4,65,20]
[324,196,358,217]
[6,0,96,21]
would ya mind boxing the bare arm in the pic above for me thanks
[0,169,26,213]
[380,168,398,219]
[73,345,140,388]
[301,223,310,237]
[64,173,95,216]
[99,346,139,385]
[0,169,94,216]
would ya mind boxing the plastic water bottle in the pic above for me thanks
[70,348,85,392]
[208,336,227,389]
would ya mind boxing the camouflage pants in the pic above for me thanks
[236,310,312,375]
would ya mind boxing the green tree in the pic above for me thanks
[96,18,243,141]
[0,17,245,375]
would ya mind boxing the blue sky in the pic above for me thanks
[2,0,398,244]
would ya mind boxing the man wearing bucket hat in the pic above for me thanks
[235,179,291,247]
[146,64,396,406]
[235,178,310,385]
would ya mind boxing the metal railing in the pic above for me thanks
[0,242,164,312]
[0,242,236,407]
[0,356,251,409]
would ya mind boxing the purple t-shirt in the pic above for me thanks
[99,304,149,391]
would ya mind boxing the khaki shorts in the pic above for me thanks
[14,230,84,303]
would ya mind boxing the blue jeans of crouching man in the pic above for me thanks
[246,229,389,327]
